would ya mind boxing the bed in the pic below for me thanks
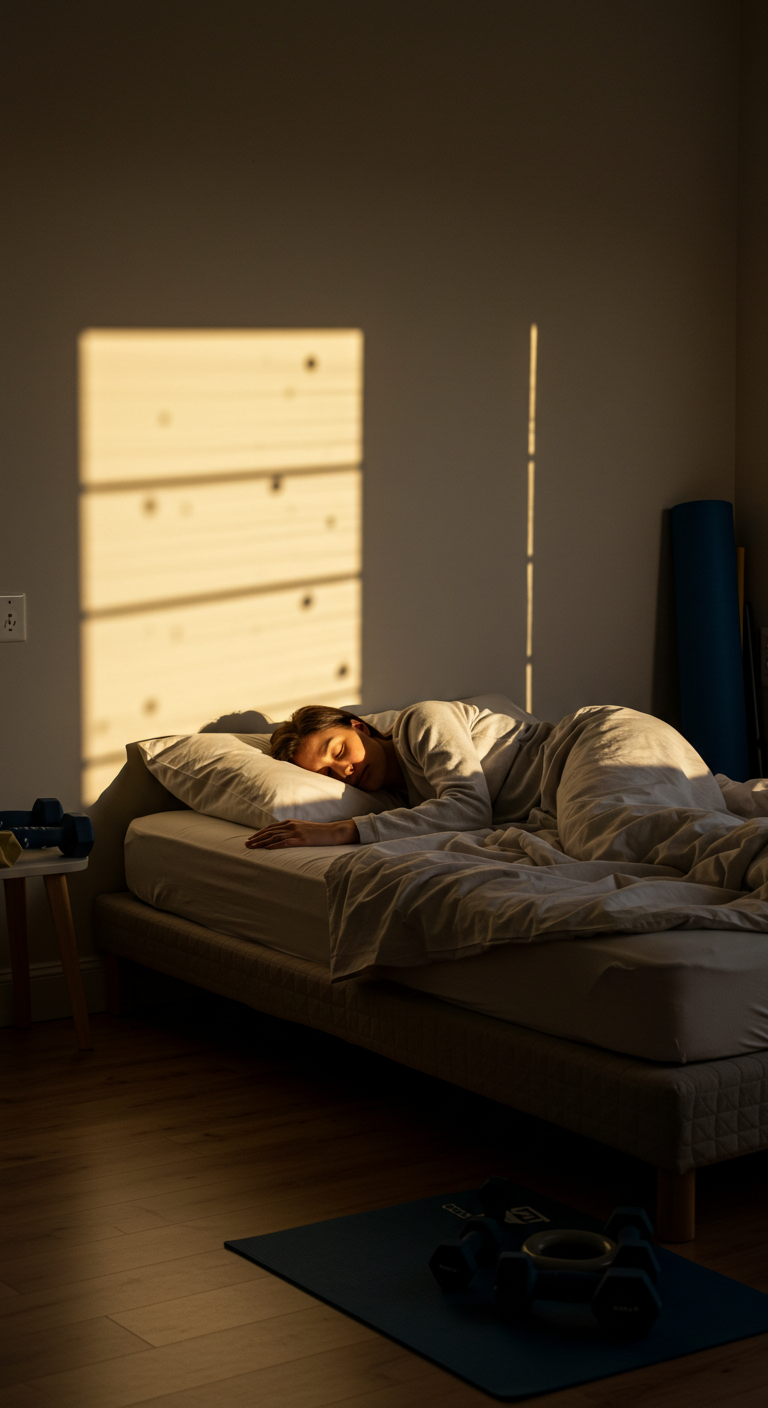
[72,727,768,1245]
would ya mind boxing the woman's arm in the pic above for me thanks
[246,702,493,849]
[245,819,359,849]
[353,701,492,843]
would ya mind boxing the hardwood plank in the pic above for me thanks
[0,1222,132,1260]
[0,1157,235,1220]
[1,1082,266,1146]
[28,1305,374,1408]
[0,1225,225,1296]
[0,1250,266,1338]
[0,1314,148,1389]
[1,1134,473,1226]
[540,1335,768,1406]
[1,1385,52,1406]
[109,1276,316,1345]
[0,1194,191,1250]
[132,1339,446,1408]
[2,1004,767,1408]
[1,1127,461,1195]
[0,1134,208,1181]
[323,1375,508,1407]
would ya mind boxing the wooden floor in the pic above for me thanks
[1,995,767,1407]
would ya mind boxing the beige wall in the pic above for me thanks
[0,1,739,967]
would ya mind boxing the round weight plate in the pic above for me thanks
[522,1227,616,1272]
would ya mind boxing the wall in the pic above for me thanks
[736,1,768,657]
[0,0,739,976]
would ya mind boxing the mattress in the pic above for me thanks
[125,810,768,1065]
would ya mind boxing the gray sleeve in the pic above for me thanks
[353,702,492,843]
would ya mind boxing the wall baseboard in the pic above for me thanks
[0,956,107,1027]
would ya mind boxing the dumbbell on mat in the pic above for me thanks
[478,1176,516,1224]
[522,1208,659,1285]
[495,1252,661,1341]
[0,798,94,858]
[604,1208,659,1283]
[430,1216,504,1292]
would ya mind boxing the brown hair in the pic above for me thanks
[271,705,385,763]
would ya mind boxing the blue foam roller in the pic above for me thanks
[670,500,749,781]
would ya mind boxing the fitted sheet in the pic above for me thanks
[126,810,768,1064]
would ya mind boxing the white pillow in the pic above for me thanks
[139,733,400,830]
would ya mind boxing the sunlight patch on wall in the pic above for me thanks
[525,323,538,715]
[79,329,363,803]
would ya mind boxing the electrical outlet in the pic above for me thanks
[761,627,768,687]
[1,594,26,642]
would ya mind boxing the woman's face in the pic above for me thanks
[293,721,388,791]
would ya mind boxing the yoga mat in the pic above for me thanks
[671,500,749,780]
[226,1183,768,1401]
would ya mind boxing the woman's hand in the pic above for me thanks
[245,819,360,849]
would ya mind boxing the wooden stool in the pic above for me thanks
[1,851,92,1050]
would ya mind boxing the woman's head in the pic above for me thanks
[271,706,392,791]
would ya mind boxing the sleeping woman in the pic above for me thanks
[245,700,768,894]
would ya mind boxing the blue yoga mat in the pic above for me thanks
[226,1183,768,1400]
[670,499,749,780]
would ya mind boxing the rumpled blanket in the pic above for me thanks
[326,705,768,981]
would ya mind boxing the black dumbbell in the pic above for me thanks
[0,807,95,858]
[605,1206,654,1242]
[0,798,64,829]
[479,1176,516,1224]
[495,1251,661,1341]
[430,1216,504,1292]
[523,1206,659,1282]
[604,1207,659,1283]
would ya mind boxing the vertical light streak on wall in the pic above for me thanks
[526,323,538,714]
[79,329,363,803]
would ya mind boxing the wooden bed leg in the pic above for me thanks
[105,954,133,1017]
[656,1167,696,1242]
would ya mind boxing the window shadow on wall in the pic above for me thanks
[79,329,363,803]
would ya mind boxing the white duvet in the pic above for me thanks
[326,705,768,980]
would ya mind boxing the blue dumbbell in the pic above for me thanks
[430,1216,504,1292]
[0,798,64,829]
[496,1251,662,1340]
[0,798,94,858]
[604,1207,659,1283]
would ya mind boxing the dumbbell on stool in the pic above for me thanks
[495,1252,662,1341]
[0,798,64,829]
[0,798,95,859]
[430,1216,504,1292]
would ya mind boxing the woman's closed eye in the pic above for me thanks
[321,747,344,776]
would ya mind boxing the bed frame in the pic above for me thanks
[74,743,768,1245]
